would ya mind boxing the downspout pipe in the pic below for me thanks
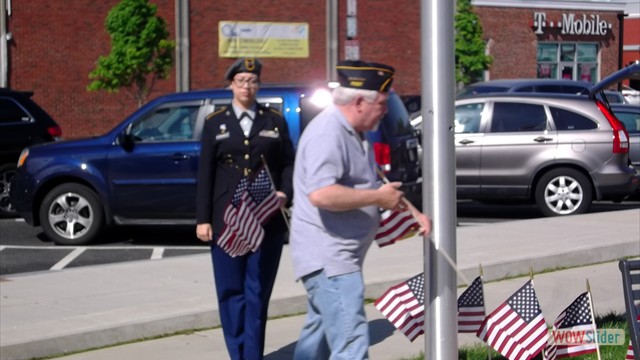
[1,0,8,88]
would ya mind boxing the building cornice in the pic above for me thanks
[472,0,628,12]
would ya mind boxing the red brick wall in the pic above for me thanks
[5,1,624,139]
[7,1,177,138]
[475,7,620,80]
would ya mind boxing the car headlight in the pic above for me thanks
[17,148,29,168]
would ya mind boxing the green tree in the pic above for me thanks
[455,0,492,88]
[88,0,175,107]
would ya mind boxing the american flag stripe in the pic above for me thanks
[458,307,485,332]
[249,191,279,223]
[377,298,423,340]
[375,208,419,247]
[233,202,264,253]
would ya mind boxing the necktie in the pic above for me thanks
[239,112,252,136]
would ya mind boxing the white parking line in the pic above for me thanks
[151,247,165,260]
[0,244,208,250]
[50,247,87,271]
[0,246,5,251]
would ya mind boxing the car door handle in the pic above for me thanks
[171,153,191,160]
[458,139,475,145]
[533,136,554,142]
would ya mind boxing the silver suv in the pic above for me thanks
[455,92,638,216]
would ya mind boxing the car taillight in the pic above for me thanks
[47,125,62,139]
[373,142,391,172]
[596,100,629,154]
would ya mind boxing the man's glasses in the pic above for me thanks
[233,77,260,88]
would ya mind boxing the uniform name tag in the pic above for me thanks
[216,132,230,140]
[259,130,279,138]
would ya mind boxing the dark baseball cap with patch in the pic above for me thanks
[336,60,395,92]
[225,57,262,81]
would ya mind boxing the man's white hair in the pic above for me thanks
[332,86,379,105]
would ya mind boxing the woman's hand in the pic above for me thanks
[276,191,288,208]
[196,223,213,242]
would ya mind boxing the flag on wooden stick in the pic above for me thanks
[476,280,548,360]
[374,273,425,341]
[458,276,485,333]
[542,292,598,360]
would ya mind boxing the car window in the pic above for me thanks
[256,96,284,113]
[457,85,509,97]
[0,97,32,124]
[490,102,547,132]
[534,85,587,94]
[379,93,414,137]
[549,106,598,131]
[454,103,484,133]
[613,110,640,134]
[130,104,200,142]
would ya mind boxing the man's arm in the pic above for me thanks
[308,182,404,212]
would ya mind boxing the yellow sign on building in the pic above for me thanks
[219,21,309,58]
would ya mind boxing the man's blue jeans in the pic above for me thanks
[293,270,369,360]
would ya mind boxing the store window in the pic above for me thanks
[536,43,598,82]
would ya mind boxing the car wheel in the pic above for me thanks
[39,184,104,245]
[0,164,18,217]
[534,168,592,217]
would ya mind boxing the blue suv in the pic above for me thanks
[11,85,421,245]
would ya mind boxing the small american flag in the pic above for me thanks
[374,273,425,342]
[217,167,279,257]
[458,276,485,333]
[476,280,548,360]
[543,292,597,360]
[375,208,419,247]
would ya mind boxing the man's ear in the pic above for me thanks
[354,95,365,109]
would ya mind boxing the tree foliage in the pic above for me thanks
[455,0,492,87]
[88,0,175,107]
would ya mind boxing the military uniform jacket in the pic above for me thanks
[196,103,294,235]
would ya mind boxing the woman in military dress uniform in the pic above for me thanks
[196,58,294,360]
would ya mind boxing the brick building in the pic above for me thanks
[0,0,637,138]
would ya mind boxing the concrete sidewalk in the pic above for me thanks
[1,209,639,360]
[50,261,630,360]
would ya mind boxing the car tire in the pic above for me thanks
[0,164,18,217]
[534,168,592,217]
[39,183,104,245]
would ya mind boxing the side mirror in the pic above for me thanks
[118,123,135,152]
[413,127,422,145]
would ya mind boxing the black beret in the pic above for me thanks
[225,58,262,81]
[336,60,395,92]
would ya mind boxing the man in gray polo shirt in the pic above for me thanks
[289,60,431,360]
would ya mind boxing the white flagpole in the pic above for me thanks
[586,280,602,360]
[260,156,291,230]
[375,167,469,286]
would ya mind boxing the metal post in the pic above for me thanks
[420,0,458,358]
[1,0,8,88]
[175,0,190,92]
[326,0,338,82]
